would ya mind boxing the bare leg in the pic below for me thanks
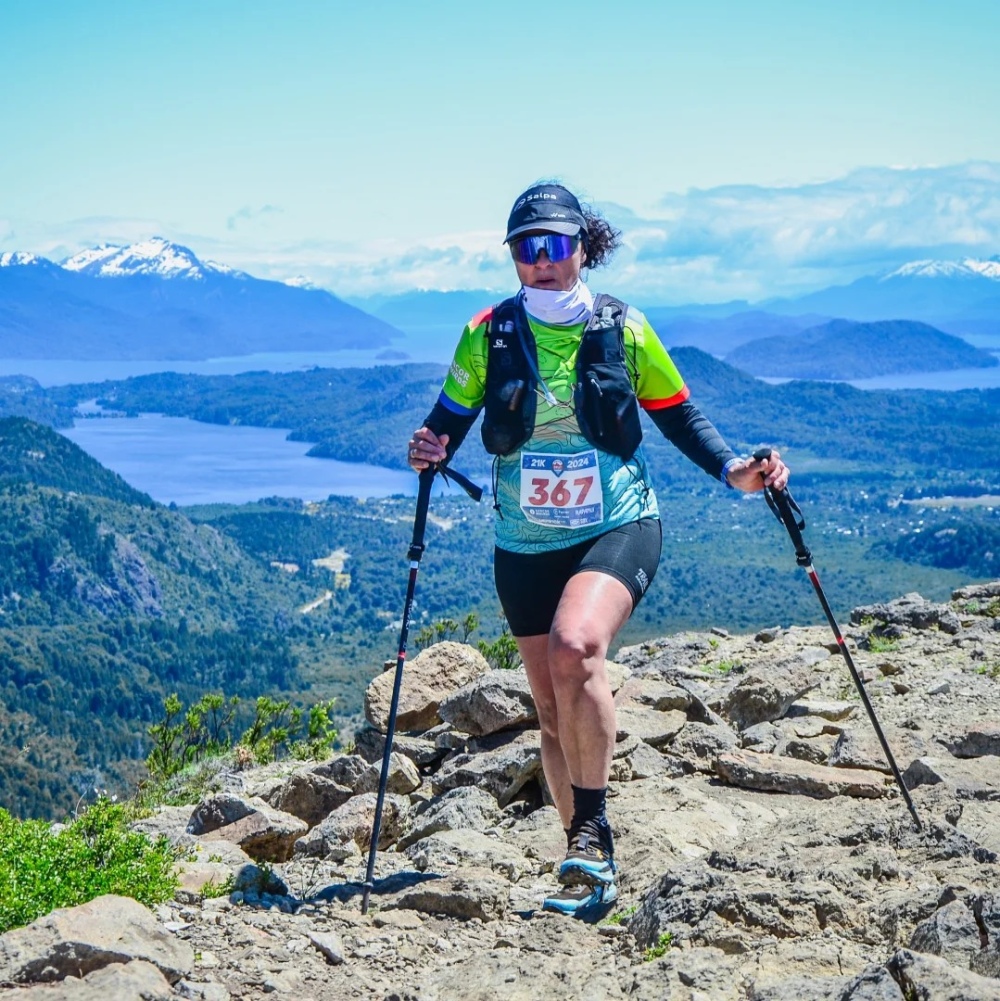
[548,571,633,791]
[517,633,574,829]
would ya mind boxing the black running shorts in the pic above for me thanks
[493,518,663,637]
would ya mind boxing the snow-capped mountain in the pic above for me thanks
[0,239,402,361]
[61,237,238,280]
[765,255,1000,335]
[0,251,45,268]
[881,257,1000,282]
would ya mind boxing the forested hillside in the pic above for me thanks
[4,358,1000,819]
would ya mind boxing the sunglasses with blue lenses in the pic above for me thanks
[509,233,580,265]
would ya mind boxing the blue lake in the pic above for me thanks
[60,414,428,507]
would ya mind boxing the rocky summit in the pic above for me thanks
[3,586,1000,1000]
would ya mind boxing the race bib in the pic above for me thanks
[519,449,604,529]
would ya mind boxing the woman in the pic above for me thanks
[407,182,788,919]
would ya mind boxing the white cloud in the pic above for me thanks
[3,164,999,303]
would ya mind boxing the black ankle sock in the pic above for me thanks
[569,785,613,854]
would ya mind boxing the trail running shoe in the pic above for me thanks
[558,824,617,887]
[542,879,619,920]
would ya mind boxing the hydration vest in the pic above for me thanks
[480,293,643,460]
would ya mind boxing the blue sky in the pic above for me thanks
[2,1,1000,302]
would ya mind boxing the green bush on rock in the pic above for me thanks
[0,797,178,933]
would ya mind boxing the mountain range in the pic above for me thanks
[0,239,402,361]
[3,240,999,375]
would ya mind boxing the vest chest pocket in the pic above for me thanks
[576,363,642,459]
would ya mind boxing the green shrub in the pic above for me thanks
[643,932,674,961]
[0,797,178,933]
[478,619,521,670]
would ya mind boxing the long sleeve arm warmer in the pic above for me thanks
[646,399,737,481]
[422,400,479,463]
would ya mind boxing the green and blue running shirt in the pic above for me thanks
[437,303,691,554]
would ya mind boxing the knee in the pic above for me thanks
[548,627,606,688]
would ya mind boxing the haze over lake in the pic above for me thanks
[60,414,427,506]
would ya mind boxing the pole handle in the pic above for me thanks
[752,447,811,566]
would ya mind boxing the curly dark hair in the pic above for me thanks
[581,208,622,270]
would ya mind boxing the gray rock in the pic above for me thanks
[438,668,537,736]
[829,727,929,774]
[887,947,1000,1000]
[909,899,982,967]
[747,975,847,1000]
[262,768,353,827]
[352,728,446,767]
[615,707,687,747]
[0,894,193,985]
[786,699,858,721]
[292,792,409,857]
[952,581,1000,601]
[129,805,196,845]
[718,658,818,729]
[364,641,490,733]
[669,721,739,772]
[353,752,422,796]
[903,756,1000,800]
[398,786,502,850]
[742,721,782,753]
[839,965,906,1000]
[613,676,691,712]
[783,735,837,765]
[189,794,307,862]
[433,729,542,807]
[384,869,510,921]
[941,721,1000,758]
[625,739,676,779]
[715,750,891,799]
[306,930,344,965]
[616,632,716,673]
[12,960,176,1000]
[406,829,527,881]
[851,593,962,634]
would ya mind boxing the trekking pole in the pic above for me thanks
[751,447,922,832]
[360,462,483,915]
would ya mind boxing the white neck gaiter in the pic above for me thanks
[521,280,594,325]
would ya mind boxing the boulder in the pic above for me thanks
[0,894,193,985]
[850,593,962,634]
[718,658,818,729]
[364,641,490,733]
[262,768,353,827]
[940,721,1000,758]
[829,726,930,774]
[668,721,739,772]
[129,805,197,845]
[903,756,1000,801]
[12,960,176,1000]
[406,829,527,881]
[292,792,409,857]
[188,794,307,862]
[438,669,537,736]
[615,707,687,747]
[433,730,542,807]
[613,676,691,712]
[715,750,891,799]
[384,869,510,922]
[353,727,446,767]
[887,947,1000,1000]
[908,899,983,967]
[353,752,422,796]
[786,699,858,721]
[398,786,502,850]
